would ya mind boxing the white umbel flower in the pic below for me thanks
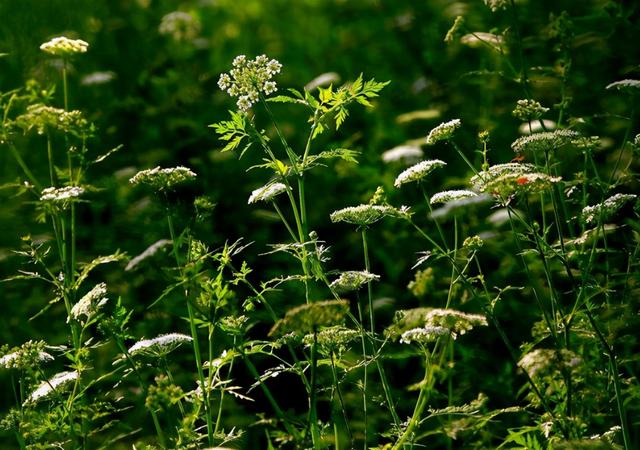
[394,159,446,187]
[425,119,461,145]
[330,271,380,293]
[606,79,640,91]
[40,36,88,56]
[128,333,193,357]
[330,204,395,226]
[129,166,196,191]
[40,186,85,203]
[69,283,108,322]
[382,145,424,164]
[248,182,287,204]
[400,326,450,345]
[25,371,79,404]
[430,190,478,204]
[581,193,637,225]
[0,350,53,369]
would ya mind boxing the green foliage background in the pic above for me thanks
[0,0,638,448]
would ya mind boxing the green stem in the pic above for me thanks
[8,144,41,190]
[306,330,321,448]
[361,229,375,332]
[165,211,214,446]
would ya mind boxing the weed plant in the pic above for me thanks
[0,1,639,449]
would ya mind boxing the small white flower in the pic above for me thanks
[248,182,287,204]
[40,186,85,209]
[400,326,450,345]
[425,119,461,145]
[394,159,446,187]
[330,271,380,293]
[128,333,193,357]
[40,36,89,56]
[382,145,424,164]
[330,204,395,226]
[129,166,196,191]
[581,193,637,225]
[511,129,579,153]
[430,190,478,204]
[25,371,79,404]
[219,54,283,111]
[606,79,640,91]
[69,283,108,322]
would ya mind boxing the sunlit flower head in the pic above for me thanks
[581,193,637,225]
[248,182,286,204]
[128,333,193,358]
[430,189,478,205]
[129,166,196,191]
[330,270,379,293]
[69,283,108,323]
[40,36,89,56]
[25,371,79,404]
[425,119,461,145]
[394,159,446,187]
[382,144,424,164]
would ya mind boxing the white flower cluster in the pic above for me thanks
[425,119,461,145]
[430,189,478,205]
[125,239,172,271]
[394,159,446,187]
[218,54,282,111]
[470,163,535,191]
[15,104,87,135]
[606,79,640,91]
[511,129,579,153]
[519,348,581,378]
[512,99,549,121]
[69,283,108,323]
[81,71,116,86]
[302,326,359,353]
[159,11,201,41]
[330,270,379,293]
[128,333,193,357]
[248,182,287,204]
[581,193,637,225]
[40,36,89,56]
[400,326,450,345]
[40,186,85,208]
[0,347,53,370]
[424,308,487,339]
[25,371,79,404]
[382,144,424,164]
[129,166,196,191]
[330,204,396,226]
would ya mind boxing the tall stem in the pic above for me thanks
[165,211,214,446]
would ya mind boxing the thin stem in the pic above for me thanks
[165,211,214,446]
[361,229,375,332]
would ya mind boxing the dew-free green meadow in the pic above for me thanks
[0,1,638,449]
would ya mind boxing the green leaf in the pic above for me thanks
[267,95,300,104]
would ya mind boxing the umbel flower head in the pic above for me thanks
[394,159,446,187]
[40,36,88,56]
[425,119,461,145]
[606,79,640,92]
[581,193,637,225]
[330,271,380,293]
[384,307,434,340]
[15,104,89,136]
[218,54,282,111]
[302,326,359,355]
[430,189,478,204]
[0,341,53,370]
[25,371,79,404]
[519,348,581,378]
[40,186,85,211]
[129,166,196,191]
[399,326,450,345]
[330,204,395,226]
[470,163,561,199]
[128,333,193,358]
[159,11,201,42]
[268,299,350,338]
[69,283,108,323]
[511,129,579,153]
[248,182,287,204]
[382,144,424,165]
[424,308,487,339]
[512,99,549,121]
